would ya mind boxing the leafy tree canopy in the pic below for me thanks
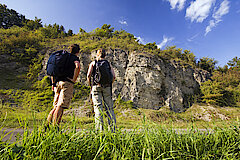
[0,4,27,29]
[227,56,240,69]
[197,57,217,73]
[24,17,42,30]
[92,24,114,38]
[145,42,158,50]
[201,57,240,107]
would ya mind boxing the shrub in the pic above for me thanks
[72,83,90,102]
[0,26,43,64]
[200,57,240,106]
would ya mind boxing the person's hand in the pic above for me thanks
[69,78,75,83]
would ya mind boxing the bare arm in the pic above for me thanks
[51,76,54,84]
[87,61,94,87]
[72,61,80,83]
[51,76,55,91]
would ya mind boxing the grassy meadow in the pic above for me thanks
[0,112,239,159]
[1,99,240,159]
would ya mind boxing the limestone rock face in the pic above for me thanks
[41,49,210,112]
[120,53,165,110]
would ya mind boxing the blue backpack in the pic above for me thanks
[46,50,71,77]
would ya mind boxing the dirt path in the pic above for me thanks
[1,127,212,143]
[0,128,30,142]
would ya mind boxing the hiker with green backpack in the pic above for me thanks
[46,44,81,126]
[87,49,116,132]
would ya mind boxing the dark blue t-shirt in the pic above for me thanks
[66,54,80,79]
[56,53,80,83]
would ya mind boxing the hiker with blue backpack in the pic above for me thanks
[46,44,81,126]
[87,49,116,132]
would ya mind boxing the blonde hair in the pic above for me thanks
[98,48,106,58]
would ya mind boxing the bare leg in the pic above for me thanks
[47,108,56,124]
[53,106,64,125]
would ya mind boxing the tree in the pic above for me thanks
[145,42,158,50]
[113,30,135,39]
[79,28,86,34]
[67,29,73,36]
[182,50,196,65]
[0,4,27,29]
[200,57,240,107]
[59,25,65,32]
[160,46,182,60]
[101,24,114,34]
[93,24,114,38]
[24,17,42,30]
[216,65,228,73]
[227,57,240,70]
[197,57,217,73]
[39,23,66,38]
[201,80,235,106]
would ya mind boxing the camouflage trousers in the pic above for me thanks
[91,85,116,132]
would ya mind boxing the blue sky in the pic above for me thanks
[1,0,240,66]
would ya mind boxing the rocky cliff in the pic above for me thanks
[41,48,210,112]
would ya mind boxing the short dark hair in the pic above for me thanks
[98,48,106,58]
[70,44,80,54]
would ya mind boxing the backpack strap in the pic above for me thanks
[92,60,97,76]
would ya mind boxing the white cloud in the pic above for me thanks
[119,20,128,25]
[167,0,187,11]
[187,33,199,42]
[213,0,230,20]
[205,0,230,36]
[157,36,174,49]
[205,20,216,35]
[135,36,146,44]
[186,0,216,23]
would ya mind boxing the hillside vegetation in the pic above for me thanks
[1,4,239,160]
[0,4,239,117]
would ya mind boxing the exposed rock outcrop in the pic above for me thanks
[188,105,230,121]
[40,48,210,112]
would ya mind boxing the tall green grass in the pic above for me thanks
[0,117,239,159]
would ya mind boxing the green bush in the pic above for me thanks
[200,57,240,106]
[39,23,66,39]
[115,95,134,109]
[0,26,43,64]
[27,54,45,82]
[72,83,90,102]
[201,80,232,106]
[0,77,53,111]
